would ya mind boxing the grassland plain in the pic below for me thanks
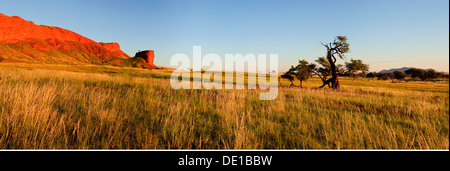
[0,63,448,149]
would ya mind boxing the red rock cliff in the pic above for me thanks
[0,13,130,63]
[99,42,122,52]
[135,50,159,69]
[0,15,97,44]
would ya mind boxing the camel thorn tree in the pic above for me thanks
[319,36,350,89]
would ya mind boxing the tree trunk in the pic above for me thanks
[328,52,340,89]
[319,76,330,88]
[320,50,340,89]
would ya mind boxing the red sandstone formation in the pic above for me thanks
[134,50,160,69]
[0,15,96,44]
[99,42,122,52]
[0,13,130,64]
[135,50,154,67]
[0,13,164,69]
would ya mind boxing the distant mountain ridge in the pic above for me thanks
[378,67,441,73]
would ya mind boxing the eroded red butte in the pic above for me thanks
[135,50,158,69]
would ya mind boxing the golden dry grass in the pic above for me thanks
[0,63,448,149]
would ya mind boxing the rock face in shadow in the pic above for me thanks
[134,50,159,69]
[0,13,130,64]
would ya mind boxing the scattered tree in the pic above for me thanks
[310,57,331,87]
[366,72,376,80]
[393,71,406,80]
[281,60,314,88]
[376,73,395,80]
[440,73,450,79]
[320,36,350,89]
[426,69,439,80]
[405,68,427,81]
[279,70,295,87]
[294,60,312,88]
[345,59,369,78]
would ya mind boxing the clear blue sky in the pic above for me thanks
[1,0,448,72]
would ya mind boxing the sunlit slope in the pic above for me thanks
[0,13,159,69]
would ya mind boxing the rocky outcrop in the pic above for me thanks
[0,15,96,44]
[135,50,154,65]
[0,13,130,64]
[99,42,122,52]
[134,50,159,69]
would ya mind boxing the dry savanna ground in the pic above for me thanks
[0,63,448,149]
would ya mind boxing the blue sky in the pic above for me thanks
[1,0,448,72]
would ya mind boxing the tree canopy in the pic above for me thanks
[320,36,350,89]
[393,71,406,80]
[310,57,331,84]
[345,59,369,78]
[294,60,312,88]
